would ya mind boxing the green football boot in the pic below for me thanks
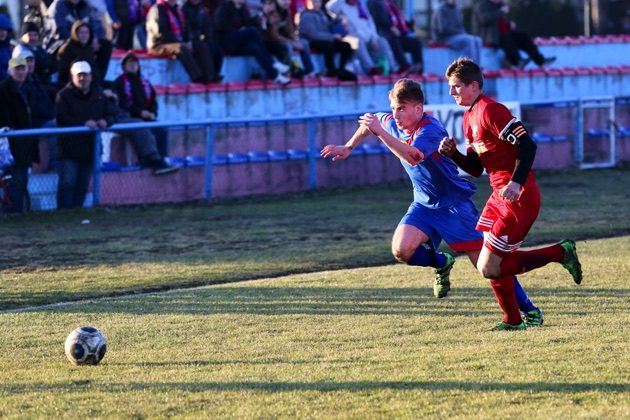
[490,321,528,331]
[523,309,544,327]
[560,239,582,285]
[433,253,455,298]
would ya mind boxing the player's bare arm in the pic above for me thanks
[359,113,424,166]
[438,137,484,177]
[320,124,372,161]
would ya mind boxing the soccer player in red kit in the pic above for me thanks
[439,57,583,330]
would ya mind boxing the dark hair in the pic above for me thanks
[445,57,484,89]
[121,52,139,67]
[388,78,425,105]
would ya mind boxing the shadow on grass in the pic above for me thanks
[1,380,628,395]
[4,286,628,316]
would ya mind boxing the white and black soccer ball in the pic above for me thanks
[64,326,107,365]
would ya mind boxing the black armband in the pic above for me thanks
[512,131,537,185]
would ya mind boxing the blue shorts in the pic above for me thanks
[399,199,484,253]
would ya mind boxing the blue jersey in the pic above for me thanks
[376,112,477,209]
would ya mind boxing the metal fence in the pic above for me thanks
[2,97,629,213]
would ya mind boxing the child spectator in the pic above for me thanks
[298,0,356,80]
[213,0,291,84]
[146,0,217,83]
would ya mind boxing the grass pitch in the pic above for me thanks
[0,168,629,417]
[0,237,628,418]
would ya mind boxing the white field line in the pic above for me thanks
[0,271,326,315]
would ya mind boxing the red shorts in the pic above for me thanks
[476,182,541,256]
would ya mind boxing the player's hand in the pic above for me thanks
[499,181,522,202]
[358,113,381,135]
[96,119,108,129]
[438,137,457,156]
[320,144,352,161]
[85,119,98,129]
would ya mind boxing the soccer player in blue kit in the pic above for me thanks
[320,78,543,329]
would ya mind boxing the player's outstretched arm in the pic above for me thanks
[438,137,484,177]
[320,124,372,161]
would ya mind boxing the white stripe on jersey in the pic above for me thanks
[477,216,494,228]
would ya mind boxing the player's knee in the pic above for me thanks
[477,262,500,279]
[391,246,411,263]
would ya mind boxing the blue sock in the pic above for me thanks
[514,276,539,312]
[408,245,447,268]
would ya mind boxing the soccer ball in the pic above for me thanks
[64,326,107,365]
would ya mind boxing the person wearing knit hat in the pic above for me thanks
[21,21,41,37]
[19,20,57,85]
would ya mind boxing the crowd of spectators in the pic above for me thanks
[0,0,565,212]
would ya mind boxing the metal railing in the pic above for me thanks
[2,112,362,206]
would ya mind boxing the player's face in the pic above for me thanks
[390,99,423,131]
[448,75,479,107]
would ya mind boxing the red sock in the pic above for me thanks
[500,244,564,276]
[489,276,522,325]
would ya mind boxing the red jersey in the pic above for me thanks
[463,94,533,190]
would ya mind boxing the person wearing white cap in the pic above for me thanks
[0,56,40,212]
[54,60,117,208]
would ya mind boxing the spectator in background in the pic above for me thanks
[432,0,482,65]
[110,0,153,50]
[367,0,423,74]
[19,21,58,85]
[275,0,315,78]
[43,0,113,79]
[325,0,396,75]
[0,57,40,213]
[213,0,291,84]
[23,0,47,37]
[146,0,217,83]
[112,52,168,158]
[298,0,356,80]
[57,21,101,87]
[0,13,14,81]
[472,0,555,69]
[55,61,116,208]
[13,45,58,172]
[182,0,223,82]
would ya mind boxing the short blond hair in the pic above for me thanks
[388,78,425,105]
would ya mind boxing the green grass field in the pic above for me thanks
[0,168,629,418]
